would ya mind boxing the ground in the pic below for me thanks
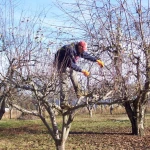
[68,127,150,150]
[0,113,150,150]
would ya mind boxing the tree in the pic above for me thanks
[0,1,107,149]
[1,0,149,149]
[0,0,54,119]
[55,0,150,136]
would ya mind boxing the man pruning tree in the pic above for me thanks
[54,41,104,109]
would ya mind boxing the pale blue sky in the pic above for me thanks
[3,0,149,25]
[16,0,71,19]
[14,0,76,34]
[17,0,58,15]
[15,0,149,23]
[1,0,149,45]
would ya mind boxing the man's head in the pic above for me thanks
[78,41,87,53]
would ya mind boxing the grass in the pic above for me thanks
[71,114,131,132]
[0,113,150,150]
[0,119,54,150]
[0,119,40,128]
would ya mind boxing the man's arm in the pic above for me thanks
[81,52,104,68]
[70,60,82,72]
[81,52,97,62]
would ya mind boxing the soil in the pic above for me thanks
[67,127,150,150]
[1,125,150,150]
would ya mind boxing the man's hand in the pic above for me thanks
[97,60,104,68]
[82,70,90,77]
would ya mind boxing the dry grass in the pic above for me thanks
[0,113,150,150]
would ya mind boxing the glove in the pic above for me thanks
[82,70,90,77]
[97,60,104,68]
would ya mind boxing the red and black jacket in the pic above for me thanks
[54,42,97,72]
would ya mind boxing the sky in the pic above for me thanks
[0,0,149,72]
[15,0,66,25]
[17,0,62,16]
[1,0,149,45]
[16,0,77,22]
[2,0,149,27]
[14,0,149,26]
[13,0,81,42]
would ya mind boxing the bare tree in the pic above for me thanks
[0,0,54,119]
[54,0,150,136]
[1,0,150,150]
[0,1,106,149]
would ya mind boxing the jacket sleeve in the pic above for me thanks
[70,60,82,72]
[81,52,97,62]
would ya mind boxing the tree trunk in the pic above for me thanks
[89,109,92,117]
[87,105,94,118]
[124,101,137,134]
[136,104,146,136]
[55,141,65,150]
[0,97,6,120]
[87,105,93,117]
[124,101,146,135]
[100,105,103,114]
[55,114,73,150]
[9,107,12,119]
[110,105,113,115]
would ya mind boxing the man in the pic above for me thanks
[54,41,104,109]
